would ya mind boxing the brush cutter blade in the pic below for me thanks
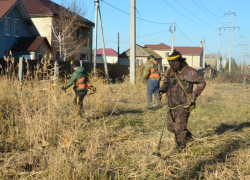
[152,152,161,158]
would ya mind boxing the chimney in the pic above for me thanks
[200,41,203,48]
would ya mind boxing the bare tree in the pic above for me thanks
[51,0,88,62]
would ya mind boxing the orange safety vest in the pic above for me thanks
[76,77,87,89]
[148,61,160,78]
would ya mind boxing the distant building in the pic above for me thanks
[0,0,42,59]
[92,48,118,64]
[119,44,162,66]
[145,43,204,71]
[21,0,94,62]
[205,54,221,68]
[221,56,227,68]
[10,37,52,60]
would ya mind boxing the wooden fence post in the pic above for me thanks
[243,76,246,88]
[18,57,24,90]
[54,60,59,85]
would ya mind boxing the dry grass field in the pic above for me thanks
[0,75,249,179]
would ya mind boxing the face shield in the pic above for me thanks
[167,55,181,71]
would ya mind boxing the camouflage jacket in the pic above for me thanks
[142,58,161,81]
[159,63,206,107]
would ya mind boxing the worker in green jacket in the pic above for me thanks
[62,61,88,117]
[141,55,162,109]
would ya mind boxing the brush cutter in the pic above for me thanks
[120,87,146,103]
[62,84,97,96]
[152,102,192,158]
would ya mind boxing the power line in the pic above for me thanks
[98,30,169,44]
[137,32,168,44]
[192,0,225,26]
[120,30,170,41]
[101,0,172,25]
[175,24,213,54]
[175,24,199,46]
[162,0,216,31]
[91,5,95,21]
[221,33,229,46]
[174,0,216,28]
[197,0,228,27]
[197,0,223,17]
[210,0,225,12]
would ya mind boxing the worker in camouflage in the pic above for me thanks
[62,60,88,117]
[157,50,206,150]
[141,55,162,109]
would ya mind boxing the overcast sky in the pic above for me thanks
[53,0,250,65]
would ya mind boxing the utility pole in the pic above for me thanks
[238,39,248,74]
[223,11,239,73]
[130,0,136,85]
[97,3,109,80]
[203,38,205,68]
[245,47,247,73]
[240,35,245,72]
[93,0,98,75]
[118,32,119,64]
[93,0,109,80]
[217,25,221,71]
[170,21,175,53]
[229,11,231,73]
[246,52,249,74]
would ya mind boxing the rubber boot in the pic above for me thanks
[174,135,186,152]
[78,110,83,118]
[185,131,194,142]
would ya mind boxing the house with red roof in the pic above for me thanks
[21,0,95,62]
[0,0,52,60]
[145,43,204,70]
[92,48,118,64]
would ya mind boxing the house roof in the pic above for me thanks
[120,44,162,59]
[174,46,203,56]
[0,0,18,20]
[0,0,39,36]
[21,0,94,27]
[144,43,171,50]
[21,0,53,16]
[11,37,52,52]
[140,47,162,59]
[145,43,203,56]
[92,48,118,56]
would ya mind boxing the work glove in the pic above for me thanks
[157,90,163,100]
[189,93,196,112]
[190,94,196,103]
[61,86,66,91]
[140,78,145,83]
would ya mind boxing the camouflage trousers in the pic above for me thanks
[167,108,191,146]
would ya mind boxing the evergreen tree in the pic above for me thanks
[224,58,239,71]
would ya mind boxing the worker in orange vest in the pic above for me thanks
[141,55,162,109]
[62,61,88,117]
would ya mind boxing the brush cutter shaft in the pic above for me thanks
[155,110,168,153]
[154,101,192,154]
[123,87,145,101]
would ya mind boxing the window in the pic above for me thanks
[80,54,86,60]
[165,52,169,58]
[14,19,19,37]
[5,17,10,36]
